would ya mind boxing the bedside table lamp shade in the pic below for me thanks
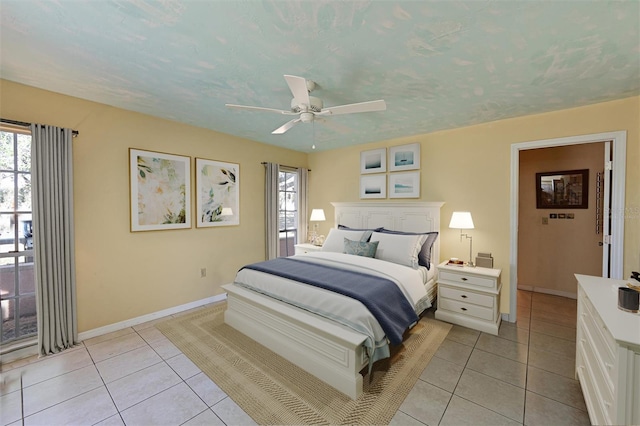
[309,209,326,245]
[449,211,475,267]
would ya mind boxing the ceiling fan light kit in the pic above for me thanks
[226,75,386,135]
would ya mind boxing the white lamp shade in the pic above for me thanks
[449,211,474,229]
[220,207,233,216]
[309,209,326,221]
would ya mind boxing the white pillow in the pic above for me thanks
[369,232,428,268]
[321,228,370,253]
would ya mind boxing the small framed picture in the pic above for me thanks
[360,175,386,199]
[360,148,386,174]
[389,143,420,172]
[389,171,420,198]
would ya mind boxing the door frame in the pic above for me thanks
[509,131,627,322]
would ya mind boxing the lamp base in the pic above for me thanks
[466,261,475,267]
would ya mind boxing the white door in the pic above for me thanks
[601,141,612,277]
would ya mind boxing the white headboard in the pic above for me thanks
[331,201,445,266]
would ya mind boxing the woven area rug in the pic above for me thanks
[156,302,451,425]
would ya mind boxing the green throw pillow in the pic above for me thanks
[344,238,379,258]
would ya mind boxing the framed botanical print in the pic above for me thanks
[196,158,240,227]
[130,148,191,232]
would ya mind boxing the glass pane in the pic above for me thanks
[0,173,15,211]
[17,134,31,172]
[18,256,35,295]
[285,212,297,229]
[19,295,37,338]
[18,215,33,251]
[278,192,286,211]
[278,213,286,231]
[0,214,16,254]
[0,132,14,170]
[0,257,16,297]
[17,173,31,211]
[2,298,15,341]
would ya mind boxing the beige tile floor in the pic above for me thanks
[1,290,590,425]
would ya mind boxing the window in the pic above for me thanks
[278,168,298,257]
[0,128,36,344]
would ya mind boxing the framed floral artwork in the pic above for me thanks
[130,148,191,232]
[196,158,239,227]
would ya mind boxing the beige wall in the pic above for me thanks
[1,79,307,332]
[518,144,604,295]
[309,96,640,314]
[2,78,638,325]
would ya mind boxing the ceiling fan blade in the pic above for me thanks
[272,118,301,134]
[315,117,351,134]
[226,104,293,115]
[284,75,311,108]
[320,99,386,116]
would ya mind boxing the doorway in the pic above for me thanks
[508,131,627,322]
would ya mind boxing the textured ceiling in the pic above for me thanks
[1,1,638,152]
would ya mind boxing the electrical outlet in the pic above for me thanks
[542,217,549,225]
[200,268,207,278]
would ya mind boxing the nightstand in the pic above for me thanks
[294,243,323,255]
[435,261,502,335]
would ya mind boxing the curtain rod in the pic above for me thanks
[261,161,310,171]
[1,118,79,137]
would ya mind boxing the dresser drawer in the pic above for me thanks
[438,298,494,321]
[580,295,617,384]
[578,336,615,422]
[440,286,494,308]
[439,270,495,288]
[577,326,614,402]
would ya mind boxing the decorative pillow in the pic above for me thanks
[343,238,379,258]
[338,224,384,232]
[380,229,439,270]
[369,232,428,269]
[322,228,373,253]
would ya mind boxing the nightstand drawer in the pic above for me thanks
[440,286,494,308]
[438,298,494,321]
[439,270,495,288]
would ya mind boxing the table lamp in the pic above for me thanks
[449,211,475,267]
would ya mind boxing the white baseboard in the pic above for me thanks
[78,294,227,341]
[517,285,577,300]
[1,295,227,366]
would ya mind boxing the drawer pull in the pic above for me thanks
[460,307,467,311]
[461,277,468,281]
[605,362,613,370]
[461,295,468,298]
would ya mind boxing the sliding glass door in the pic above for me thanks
[0,128,36,345]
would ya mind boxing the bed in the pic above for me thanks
[222,201,444,399]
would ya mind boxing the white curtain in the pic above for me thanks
[264,162,280,260]
[30,124,78,355]
[298,168,309,244]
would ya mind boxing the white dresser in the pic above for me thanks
[435,262,502,335]
[575,274,640,426]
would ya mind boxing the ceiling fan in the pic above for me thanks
[225,75,386,135]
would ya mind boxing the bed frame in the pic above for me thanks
[223,201,444,399]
